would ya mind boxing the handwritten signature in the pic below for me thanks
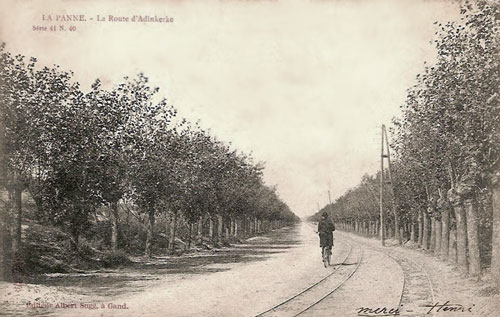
[422,301,475,314]
[357,301,475,316]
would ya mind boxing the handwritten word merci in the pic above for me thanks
[357,306,400,316]
[26,302,129,310]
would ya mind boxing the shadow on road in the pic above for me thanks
[24,225,302,298]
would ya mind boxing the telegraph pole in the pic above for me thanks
[380,125,385,246]
[383,125,401,245]
[380,124,400,246]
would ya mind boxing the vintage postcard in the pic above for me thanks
[1,0,499,316]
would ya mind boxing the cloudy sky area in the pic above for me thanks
[1,0,460,217]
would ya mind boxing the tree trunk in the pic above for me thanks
[126,204,130,226]
[449,186,469,272]
[430,216,436,251]
[422,211,429,250]
[187,222,193,250]
[0,117,11,281]
[464,198,481,277]
[434,217,442,256]
[145,212,155,257]
[441,206,450,260]
[197,216,203,244]
[110,202,119,252]
[12,188,22,254]
[234,220,238,237]
[217,214,223,242]
[165,215,170,247]
[410,221,416,242]
[418,210,423,247]
[449,227,457,263]
[491,180,500,284]
[209,216,214,242]
[455,204,468,272]
[394,209,401,244]
[0,197,12,281]
[168,211,177,254]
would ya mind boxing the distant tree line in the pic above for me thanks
[0,43,299,280]
[311,1,500,282]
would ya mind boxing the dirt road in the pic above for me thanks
[3,222,499,317]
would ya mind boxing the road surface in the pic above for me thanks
[3,222,499,316]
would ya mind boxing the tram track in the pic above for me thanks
[293,250,364,317]
[255,244,363,317]
[385,250,436,316]
[256,230,437,317]
[343,234,436,317]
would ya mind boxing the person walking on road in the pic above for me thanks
[318,211,335,267]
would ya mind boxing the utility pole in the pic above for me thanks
[383,125,401,245]
[380,124,400,246]
[380,125,385,246]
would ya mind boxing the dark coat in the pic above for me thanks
[318,218,335,247]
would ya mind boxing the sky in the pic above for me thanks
[0,0,460,218]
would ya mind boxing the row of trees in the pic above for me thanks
[0,43,298,280]
[311,1,500,282]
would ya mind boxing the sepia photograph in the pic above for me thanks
[0,0,499,316]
